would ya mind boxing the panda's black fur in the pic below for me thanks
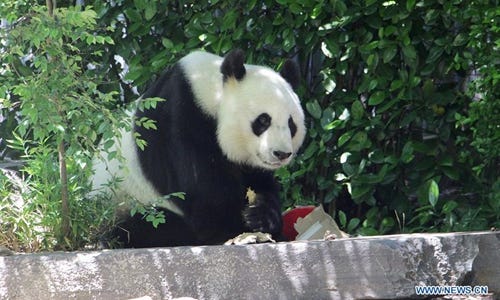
[100,50,303,247]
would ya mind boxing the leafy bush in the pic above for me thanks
[270,0,500,234]
[1,4,122,250]
[90,0,498,234]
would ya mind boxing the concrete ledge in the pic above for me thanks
[1,231,498,299]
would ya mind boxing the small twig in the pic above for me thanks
[58,140,71,242]
[46,0,56,18]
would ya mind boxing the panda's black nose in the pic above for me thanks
[273,151,292,160]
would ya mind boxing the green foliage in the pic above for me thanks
[0,4,122,250]
[130,192,185,228]
[134,97,165,151]
[273,0,499,235]
[0,165,116,252]
[455,2,500,181]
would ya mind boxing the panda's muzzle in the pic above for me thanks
[257,152,292,169]
[273,150,292,161]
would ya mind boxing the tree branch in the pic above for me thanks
[46,0,56,18]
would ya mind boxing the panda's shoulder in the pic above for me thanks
[178,51,223,80]
[180,51,222,65]
[177,51,225,117]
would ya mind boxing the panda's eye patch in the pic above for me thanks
[288,116,297,137]
[252,113,271,136]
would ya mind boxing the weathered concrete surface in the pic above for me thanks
[0,231,498,300]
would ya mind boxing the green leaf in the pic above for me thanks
[124,66,145,82]
[143,119,157,130]
[338,131,352,147]
[133,0,146,10]
[368,91,385,106]
[144,5,156,21]
[306,100,322,119]
[442,200,458,214]
[124,8,141,22]
[134,132,147,151]
[347,131,370,151]
[377,97,399,113]
[323,119,343,131]
[442,166,460,181]
[320,107,336,128]
[428,180,439,207]
[162,38,174,49]
[350,183,372,199]
[384,25,398,37]
[104,36,114,45]
[402,45,417,61]
[401,141,414,163]
[426,47,444,64]
[452,33,468,46]
[347,218,360,232]
[302,142,319,160]
[390,80,404,91]
[382,46,398,63]
[424,9,440,23]
[311,4,323,19]
[247,0,258,10]
[366,15,381,29]
[368,79,378,91]
[366,53,379,69]
[406,0,416,11]
[222,10,238,30]
[168,192,186,200]
[338,210,347,228]
[342,162,356,176]
[323,77,336,94]
[130,207,138,216]
[351,101,364,120]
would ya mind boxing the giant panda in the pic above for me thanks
[92,49,306,247]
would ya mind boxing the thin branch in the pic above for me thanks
[46,0,56,18]
[58,140,71,243]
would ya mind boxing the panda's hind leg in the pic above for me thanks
[110,210,200,248]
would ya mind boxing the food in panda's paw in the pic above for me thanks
[245,187,257,205]
[224,232,276,245]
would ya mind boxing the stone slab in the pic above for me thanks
[0,231,498,299]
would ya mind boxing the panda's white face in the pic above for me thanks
[217,66,305,170]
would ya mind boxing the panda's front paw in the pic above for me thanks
[242,196,282,237]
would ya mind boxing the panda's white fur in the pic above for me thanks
[91,50,305,247]
[92,123,184,216]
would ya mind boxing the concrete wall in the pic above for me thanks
[1,231,498,299]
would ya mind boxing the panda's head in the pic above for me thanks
[217,49,306,170]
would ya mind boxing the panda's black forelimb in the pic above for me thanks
[242,195,284,241]
[241,171,285,241]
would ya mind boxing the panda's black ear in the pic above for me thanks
[280,59,300,90]
[221,49,246,81]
